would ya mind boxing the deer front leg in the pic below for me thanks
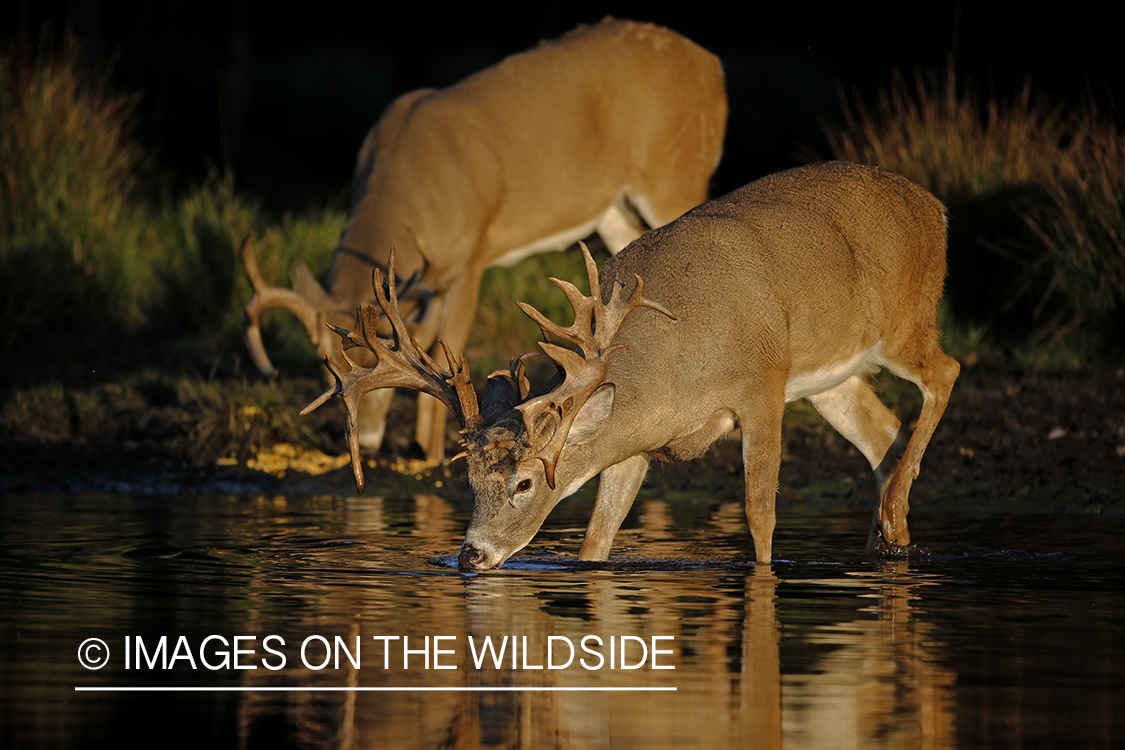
[416,274,482,462]
[579,454,650,560]
[740,397,785,565]
[357,389,395,450]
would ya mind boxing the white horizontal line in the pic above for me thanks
[75,686,676,693]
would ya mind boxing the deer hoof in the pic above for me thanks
[866,527,931,560]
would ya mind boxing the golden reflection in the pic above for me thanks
[218,496,954,748]
[782,563,956,749]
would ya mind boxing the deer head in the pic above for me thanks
[302,242,674,568]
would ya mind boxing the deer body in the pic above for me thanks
[307,162,959,569]
[243,18,727,460]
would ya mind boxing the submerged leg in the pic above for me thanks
[740,395,786,564]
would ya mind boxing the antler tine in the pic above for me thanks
[240,235,323,376]
[513,243,676,488]
[300,248,479,492]
[436,339,481,431]
[516,242,674,356]
[486,351,538,400]
[300,355,368,493]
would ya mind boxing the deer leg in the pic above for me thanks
[357,389,395,450]
[417,273,482,462]
[628,171,711,231]
[579,454,650,560]
[352,290,445,454]
[740,397,786,565]
[873,350,960,554]
[413,394,446,461]
[806,374,902,479]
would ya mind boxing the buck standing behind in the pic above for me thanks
[304,161,960,569]
[241,18,727,462]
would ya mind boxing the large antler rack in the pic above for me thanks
[301,249,481,493]
[514,242,676,488]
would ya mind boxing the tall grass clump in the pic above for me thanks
[0,35,154,375]
[149,176,344,370]
[1019,114,1124,353]
[828,65,1070,200]
[0,31,348,384]
[826,61,1124,362]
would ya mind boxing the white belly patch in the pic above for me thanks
[783,343,885,402]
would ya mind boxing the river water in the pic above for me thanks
[1,491,1121,748]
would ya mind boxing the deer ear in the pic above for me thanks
[564,383,614,447]
[480,374,520,424]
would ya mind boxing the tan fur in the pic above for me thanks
[241,18,727,460]
[458,162,960,567]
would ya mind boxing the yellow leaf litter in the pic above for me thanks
[243,443,350,477]
[225,444,442,484]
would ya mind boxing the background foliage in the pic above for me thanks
[2,33,1122,464]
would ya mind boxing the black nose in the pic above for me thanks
[458,544,485,570]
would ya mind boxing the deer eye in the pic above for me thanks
[515,479,532,493]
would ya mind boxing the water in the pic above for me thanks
[1,492,1121,748]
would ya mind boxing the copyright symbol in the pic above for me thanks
[78,638,110,670]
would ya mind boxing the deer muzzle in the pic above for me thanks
[457,538,511,571]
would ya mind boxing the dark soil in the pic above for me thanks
[2,366,1123,516]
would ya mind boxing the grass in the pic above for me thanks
[824,59,1125,362]
[0,35,346,384]
[2,34,1122,471]
[0,34,152,369]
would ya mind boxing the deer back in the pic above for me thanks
[506,162,949,494]
[331,18,727,295]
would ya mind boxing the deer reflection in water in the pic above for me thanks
[227,496,954,749]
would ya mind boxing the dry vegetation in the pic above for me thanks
[826,60,1124,363]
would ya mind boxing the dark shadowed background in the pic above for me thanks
[5,2,1120,213]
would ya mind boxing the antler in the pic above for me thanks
[514,242,675,488]
[240,236,327,377]
[300,249,481,494]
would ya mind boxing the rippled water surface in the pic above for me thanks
[1,492,1121,748]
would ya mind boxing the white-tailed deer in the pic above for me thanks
[304,161,961,568]
[241,18,727,461]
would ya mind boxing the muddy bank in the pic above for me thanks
[1,366,1122,515]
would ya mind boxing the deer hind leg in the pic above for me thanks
[579,454,650,561]
[739,395,786,564]
[873,349,960,555]
[806,376,909,553]
[597,171,713,256]
[628,169,713,231]
[806,374,903,472]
